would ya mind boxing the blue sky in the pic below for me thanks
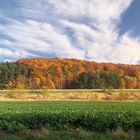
[120,0,140,36]
[0,0,140,64]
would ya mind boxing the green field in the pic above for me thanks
[0,101,140,132]
[1,101,140,139]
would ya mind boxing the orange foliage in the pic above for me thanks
[17,58,140,89]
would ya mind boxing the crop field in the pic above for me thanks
[1,91,140,139]
[0,101,140,133]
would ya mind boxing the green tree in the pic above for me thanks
[0,62,29,89]
[74,71,122,89]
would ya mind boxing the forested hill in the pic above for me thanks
[0,58,140,89]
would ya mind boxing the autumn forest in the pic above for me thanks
[0,58,140,89]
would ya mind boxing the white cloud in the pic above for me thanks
[0,20,84,60]
[0,0,140,64]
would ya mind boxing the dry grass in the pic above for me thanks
[113,128,128,137]
[0,90,140,101]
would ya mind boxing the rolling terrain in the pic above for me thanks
[0,57,140,89]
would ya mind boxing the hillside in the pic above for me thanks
[0,58,140,89]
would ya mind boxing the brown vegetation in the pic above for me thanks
[0,91,140,101]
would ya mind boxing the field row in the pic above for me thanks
[0,101,140,132]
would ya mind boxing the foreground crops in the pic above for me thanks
[0,101,140,132]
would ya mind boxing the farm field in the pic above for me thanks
[1,101,140,132]
[1,91,140,139]
[1,101,140,139]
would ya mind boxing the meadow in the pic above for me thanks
[0,89,140,101]
[1,90,140,139]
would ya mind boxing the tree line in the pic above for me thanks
[0,58,139,89]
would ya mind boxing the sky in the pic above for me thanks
[0,0,140,64]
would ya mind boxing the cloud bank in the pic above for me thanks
[0,0,140,64]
